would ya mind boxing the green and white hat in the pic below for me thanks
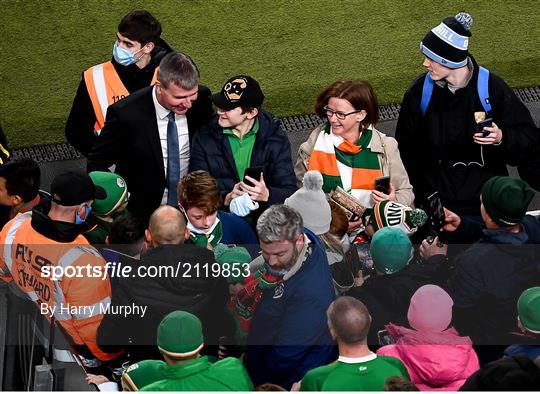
[157,311,204,359]
[370,200,427,236]
[89,171,129,216]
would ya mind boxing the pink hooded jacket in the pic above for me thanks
[377,285,479,391]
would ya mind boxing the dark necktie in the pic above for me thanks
[166,111,180,206]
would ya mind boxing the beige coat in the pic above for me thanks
[294,124,414,206]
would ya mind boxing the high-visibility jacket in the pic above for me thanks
[84,61,159,135]
[0,212,121,362]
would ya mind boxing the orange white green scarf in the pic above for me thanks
[308,123,382,206]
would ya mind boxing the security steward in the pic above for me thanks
[65,10,173,156]
[0,171,123,365]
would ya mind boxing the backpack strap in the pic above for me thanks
[477,66,492,114]
[420,74,434,116]
[420,66,491,116]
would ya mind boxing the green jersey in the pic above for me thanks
[141,356,253,391]
[301,353,409,391]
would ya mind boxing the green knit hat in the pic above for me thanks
[214,244,252,284]
[518,287,540,334]
[370,227,412,274]
[481,176,534,226]
[157,311,204,359]
[121,360,166,391]
[89,171,129,216]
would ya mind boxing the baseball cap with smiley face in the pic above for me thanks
[211,75,265,111]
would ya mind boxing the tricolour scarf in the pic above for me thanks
[235,262,285,332]
[308,123,382,207]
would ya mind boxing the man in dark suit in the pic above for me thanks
[87,52,213,223]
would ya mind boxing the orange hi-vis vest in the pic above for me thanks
[84,61,159,135]
[0,212,122,362]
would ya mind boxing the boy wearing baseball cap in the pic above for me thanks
[190,75,296,221]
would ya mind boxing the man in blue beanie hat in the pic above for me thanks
[396,11,539,217]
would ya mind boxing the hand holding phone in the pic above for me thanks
[243,166,263,186]
[426,191,445,235]
[476,118,493,137]
[374,176,391,195]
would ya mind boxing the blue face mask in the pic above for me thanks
[75,204,92,225]
[112,41,144,66]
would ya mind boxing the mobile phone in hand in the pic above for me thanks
[476,118,493,137]
[374,176,391,195]
[243,166,263,186]
[427,191,445,233]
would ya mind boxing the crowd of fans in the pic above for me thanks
[1,8,540,392]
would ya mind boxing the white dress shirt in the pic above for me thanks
[152,87,190,204]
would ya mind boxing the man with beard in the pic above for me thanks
[242,205,336,389]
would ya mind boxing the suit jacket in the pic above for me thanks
[87,85,213,222]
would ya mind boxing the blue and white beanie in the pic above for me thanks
[420,12,473,69]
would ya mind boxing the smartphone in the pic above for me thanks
[476,118,493,137]
[243,166,263,186]
[426,191,445,233]
[374,176,391,195]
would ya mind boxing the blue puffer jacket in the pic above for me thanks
[245,229,337,390]
[218,211,259,256]
[189,109,297,206]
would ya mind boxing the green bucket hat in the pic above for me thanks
[157,311,204,359]
[214,244,252,284]
[121,360,166,391]
[89,171,129,216]
[518,287,540,334]
[481,176,534,226]
[370,226,412,274]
